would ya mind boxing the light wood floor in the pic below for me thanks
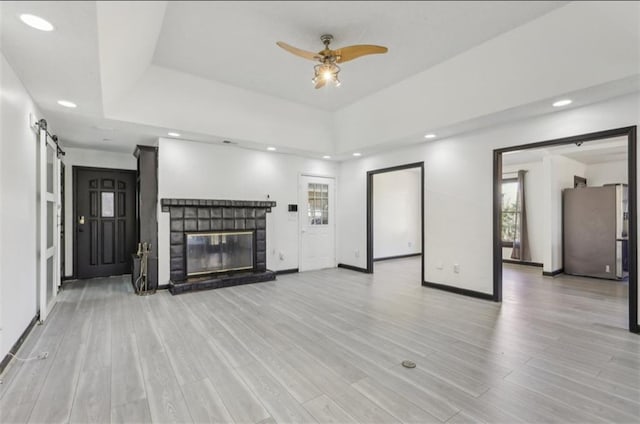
[1,258,638,423]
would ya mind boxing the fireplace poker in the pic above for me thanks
[135,242,154,295]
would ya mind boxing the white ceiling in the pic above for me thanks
[152,1,567,111]
[1,1,638,158]
[0,1,104,117]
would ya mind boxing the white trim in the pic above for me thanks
[299,172,336,179]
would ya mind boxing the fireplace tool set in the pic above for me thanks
[135,242,154,295]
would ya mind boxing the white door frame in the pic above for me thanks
[298,173,337,271]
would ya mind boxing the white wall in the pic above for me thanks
[0,53,39,359]
[544,155,586,273]
[502,161,544,264]
[373,168,421,259]
[61,147,137,277]
[586,160,628,187]
[338,93,639,296]
[157,138,337,284]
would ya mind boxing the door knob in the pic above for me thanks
[78,216,85,225]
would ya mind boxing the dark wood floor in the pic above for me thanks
[0,258,638,423]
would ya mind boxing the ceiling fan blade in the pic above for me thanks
[276,41,320,61]
[314,78,327,89]
[334,45,388,63]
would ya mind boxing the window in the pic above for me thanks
[501,179,518,246]
[101,192,114,217]
[308,183,328,225]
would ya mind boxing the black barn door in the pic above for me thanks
[74,167,136,278]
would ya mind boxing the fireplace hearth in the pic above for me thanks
[161,198,276,294]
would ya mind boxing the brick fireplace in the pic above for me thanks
[161,198,276,294]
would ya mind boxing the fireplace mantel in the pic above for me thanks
[161,198,276,210]
[161,198,277,294]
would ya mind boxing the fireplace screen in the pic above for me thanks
[186,231,254,276]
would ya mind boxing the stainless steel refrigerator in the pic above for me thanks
[563,184,628,280]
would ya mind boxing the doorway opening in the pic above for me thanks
[493,127,637,333]
[367,162,425,284]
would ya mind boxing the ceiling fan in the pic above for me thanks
[276,34,388,89]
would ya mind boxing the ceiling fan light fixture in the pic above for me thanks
[278,34,387,90]
[313,63,341,87]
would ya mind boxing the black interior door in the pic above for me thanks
[75,167,136,278]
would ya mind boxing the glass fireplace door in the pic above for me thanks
[186,231,254,276]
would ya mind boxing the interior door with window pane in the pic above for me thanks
[75,167,136,278]
[299,175,335,271]
[38,126,60,321]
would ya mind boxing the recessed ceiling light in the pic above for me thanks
[552,99,572,107]
[424,133,436,139]
[57,100,77,108]
[20,14,54,31]
[267,147,276,151]
[167,132,181,137]
[92,125,114,131]
[353,152,362,157]
[323,155,331,159]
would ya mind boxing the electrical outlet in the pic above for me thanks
[436,261,444,270]
[408,242,412,248]
[355,249,360,258]
[279,252,285,261]
[605,265,610,273]
[453,264,460,274]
